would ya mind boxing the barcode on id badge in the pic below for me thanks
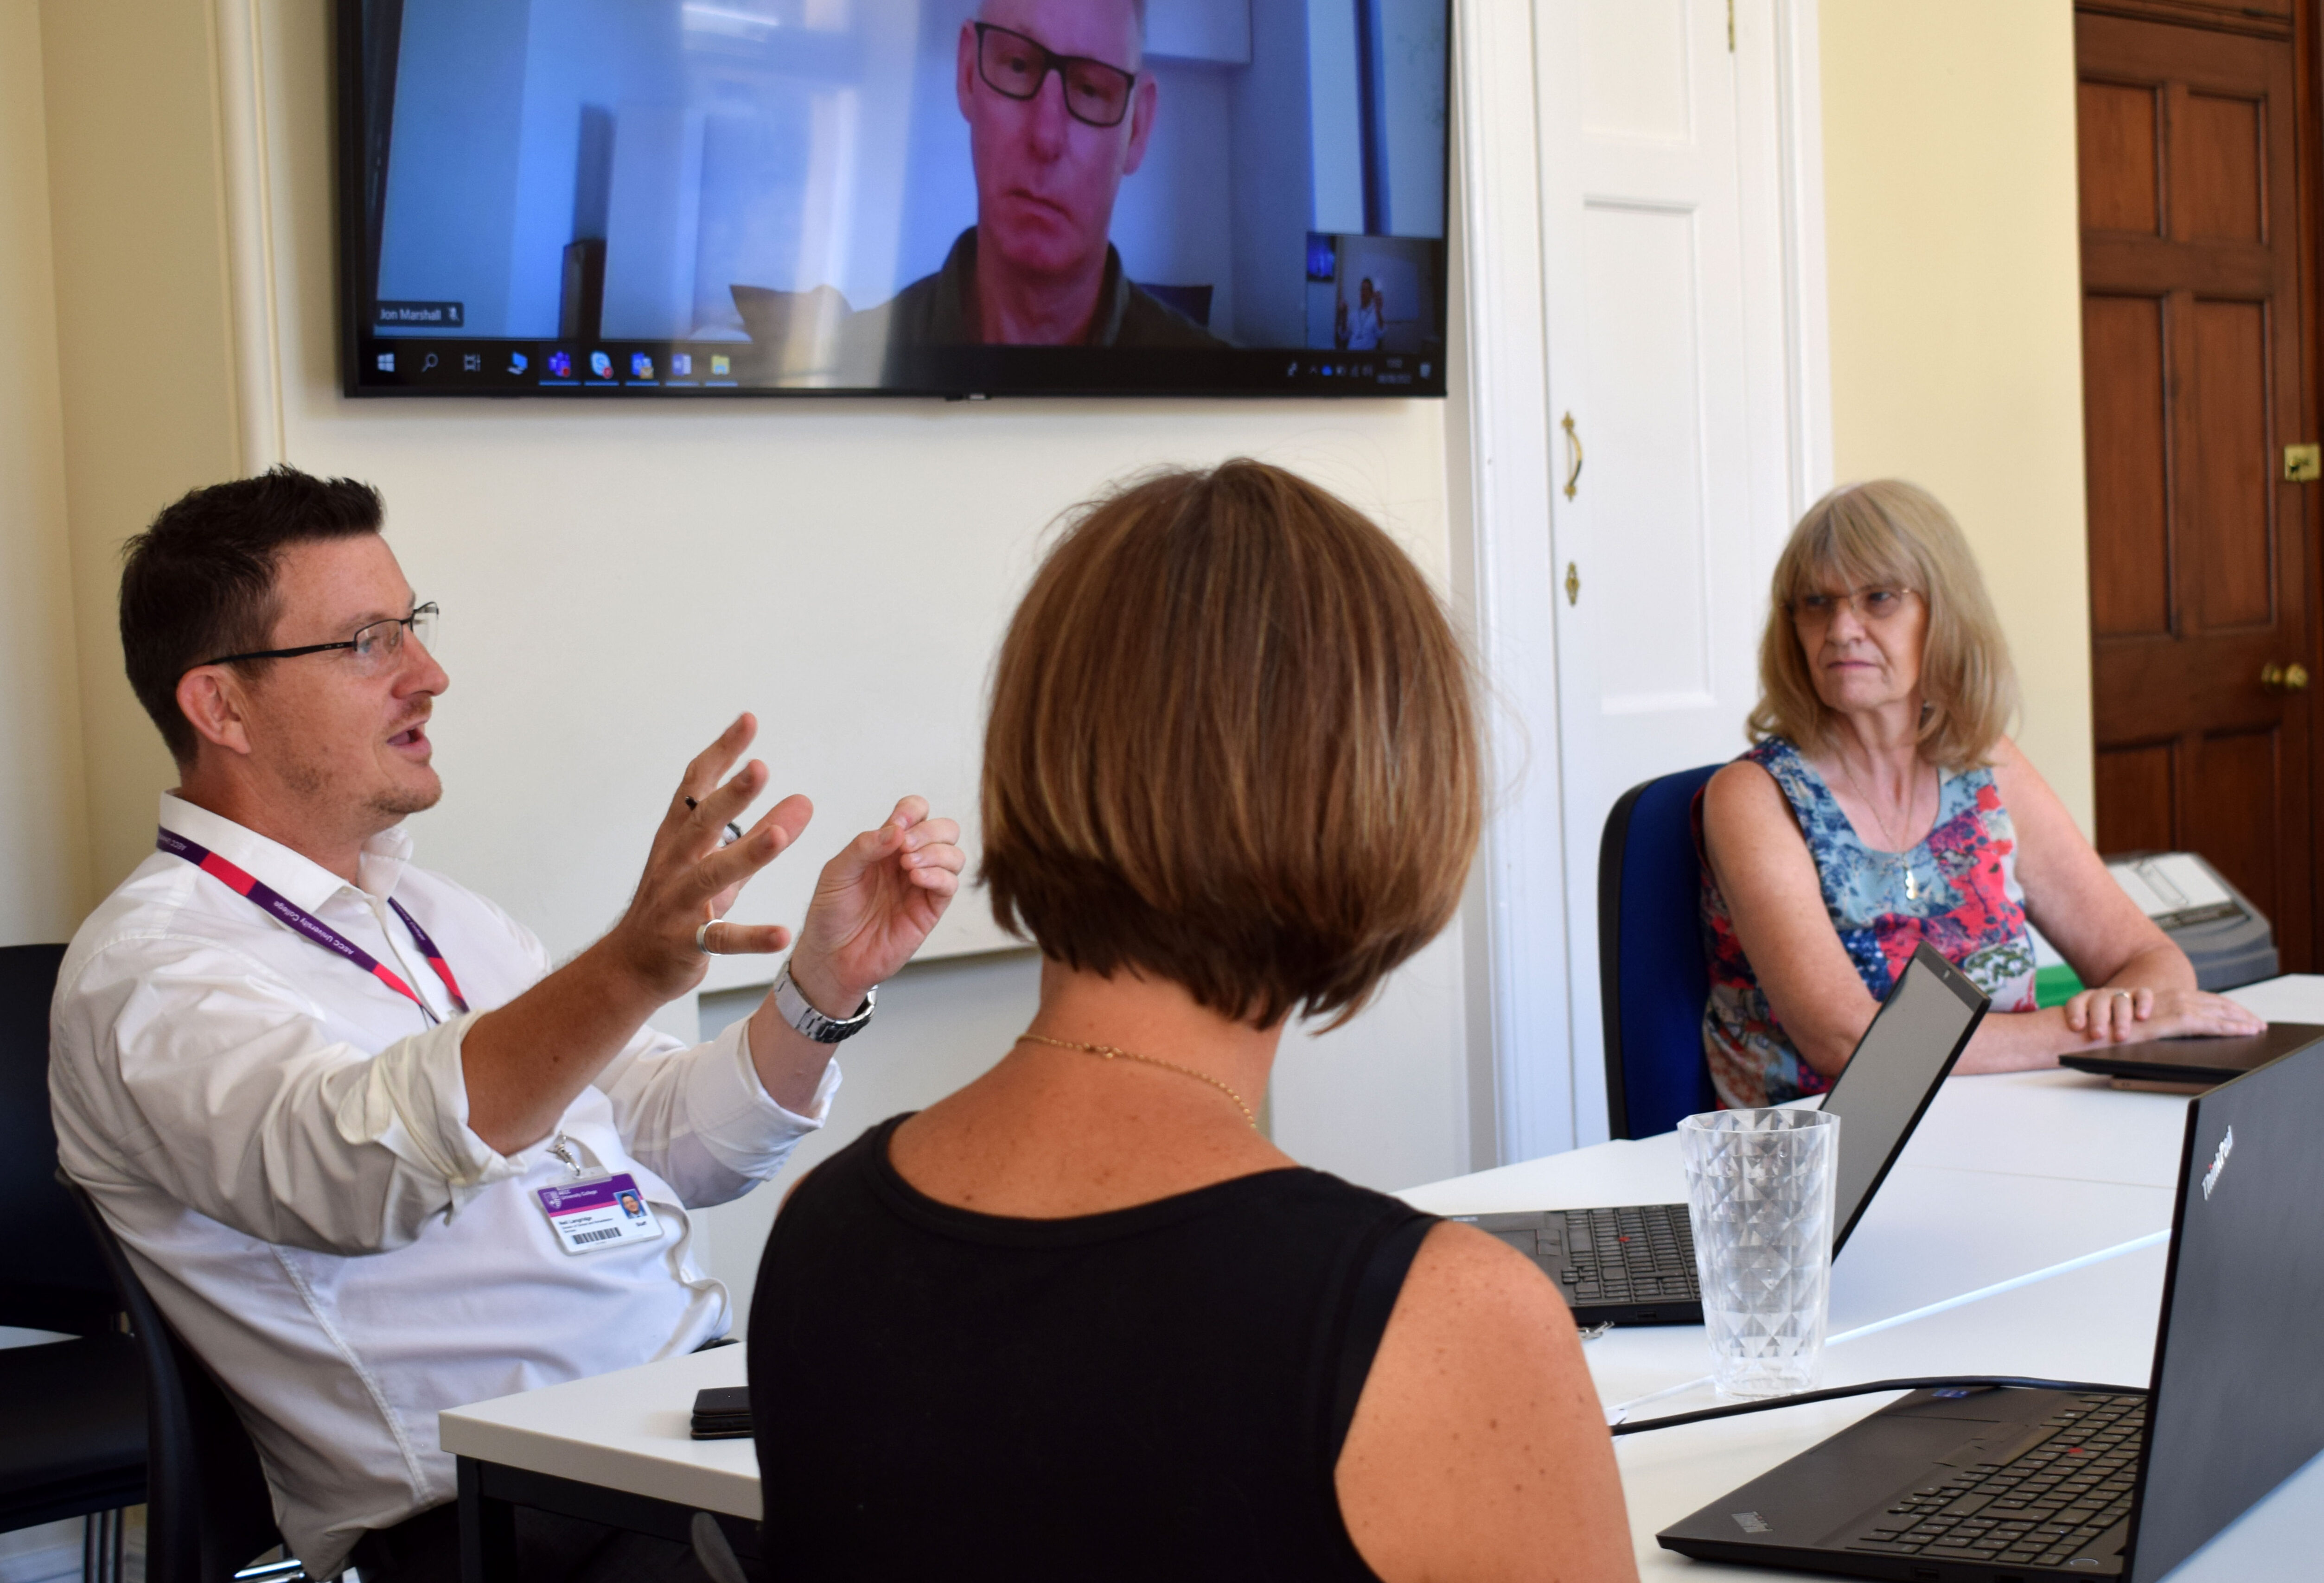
[573,1227,625,1245]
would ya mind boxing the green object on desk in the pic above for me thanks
[2035,963,2085,1009]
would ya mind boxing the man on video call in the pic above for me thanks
[50,468,966,1581]
[855,0,1222,348]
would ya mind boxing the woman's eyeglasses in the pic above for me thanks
[973,23,1139,128]
[1788,586,1915,628]
[201,603,439,676]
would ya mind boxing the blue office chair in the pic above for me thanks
[1597,764,1724,1139]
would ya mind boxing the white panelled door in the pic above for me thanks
[1532,0,1805,1147]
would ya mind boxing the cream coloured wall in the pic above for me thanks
[39,0,242,893]
[1820,0,2095,832]
[0,0,92,943]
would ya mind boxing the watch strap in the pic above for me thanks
[772,961,875,1043]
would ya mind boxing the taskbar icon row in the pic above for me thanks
[361,341,744,388]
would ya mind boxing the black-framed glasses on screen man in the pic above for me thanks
[974,23,1139,128]
[1788,587,1917,628]
[200,603,439,675]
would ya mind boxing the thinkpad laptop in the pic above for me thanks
[1658,1029,2324,1581]
[2058,1021,2321,1087]
[1456,943,1990,1327]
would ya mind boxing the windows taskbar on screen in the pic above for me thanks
[345,337,1446,399]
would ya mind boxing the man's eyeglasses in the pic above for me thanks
[1788,586,1916,628]
[201,603,439,675]
[974,23,1139,128]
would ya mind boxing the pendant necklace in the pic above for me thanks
[1838,754,1928,903]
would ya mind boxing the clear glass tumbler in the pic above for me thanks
[1678,1107,1841,1399]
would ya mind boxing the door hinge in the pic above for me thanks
[1728,0,1736,52]
[2285,443,2321,482]
[1565,562,1581,605]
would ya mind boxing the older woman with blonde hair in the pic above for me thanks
[748,460,1635,1581]
[1699,480,2263,1108]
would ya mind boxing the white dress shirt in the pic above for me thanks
[49,795,836,1577]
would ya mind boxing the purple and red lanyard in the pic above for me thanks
[157,827,469,1022]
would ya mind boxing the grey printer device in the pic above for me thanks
[2103,851,2275,991]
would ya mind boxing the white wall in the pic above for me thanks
[0,0,91,945]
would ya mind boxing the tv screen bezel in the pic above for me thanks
[332,0,1453,402]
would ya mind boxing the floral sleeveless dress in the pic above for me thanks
[1697,736,2038,1108]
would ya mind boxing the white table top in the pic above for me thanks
[442,1344,758,1519]
[441,977,2324,1575]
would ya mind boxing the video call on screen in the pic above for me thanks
[345,0,1452,398]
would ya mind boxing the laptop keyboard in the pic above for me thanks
[1847,1393,2148,1570]
[1552,1203,1697,1305]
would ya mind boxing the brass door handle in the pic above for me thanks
[1561,412,1583,501]
[2261,661,2311,693]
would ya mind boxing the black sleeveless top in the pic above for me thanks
[747,1115,1437,1580]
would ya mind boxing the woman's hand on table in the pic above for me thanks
[2063,984,2266,1044]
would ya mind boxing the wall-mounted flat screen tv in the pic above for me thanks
[338,0,1451,399]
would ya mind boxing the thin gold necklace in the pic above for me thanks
[1015,1032,1258,1129]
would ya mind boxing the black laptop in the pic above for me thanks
[1659,1027,2324,1580]
[2058,1021,2323,1087]
[1454,943,1990,1327]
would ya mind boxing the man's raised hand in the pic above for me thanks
[784,796,967,1017]
[614,713,813,998]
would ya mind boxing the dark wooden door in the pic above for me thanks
[2077,4,2318,968]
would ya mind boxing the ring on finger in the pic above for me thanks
[2113,989,2133,1000]
[684,796,745,849]
[696,920,720,955]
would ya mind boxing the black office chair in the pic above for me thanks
[65,1180,293,1583]
[0,942,145,1582]
[1597,766,1724,1138]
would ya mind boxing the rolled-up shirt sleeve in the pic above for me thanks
[594,1016,839,1208]
[51,933,524,1258]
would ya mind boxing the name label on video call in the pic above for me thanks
[536,1172,664,1255]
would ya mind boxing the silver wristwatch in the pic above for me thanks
[771,960,876,1043]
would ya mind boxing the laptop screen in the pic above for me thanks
[1824,943,1990,1252]
[2130,1037,2324,1582]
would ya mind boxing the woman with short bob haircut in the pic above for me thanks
[748,461,1636,1582]
[1699,480,2261,1109]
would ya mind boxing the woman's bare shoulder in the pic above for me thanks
[1704,755,1794,838]
[1395,1219,1576,1334]
[1337,1221,1637,1581]
[1983,733,2032,781]
[1354,1221,1581,1398]
[1981,735,2071,824]
[1707,755,1777,800]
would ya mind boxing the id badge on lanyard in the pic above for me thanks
[534,1134,665,1256]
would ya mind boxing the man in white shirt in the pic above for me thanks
[1346,279,1384,352]
[49,468,966,1580]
